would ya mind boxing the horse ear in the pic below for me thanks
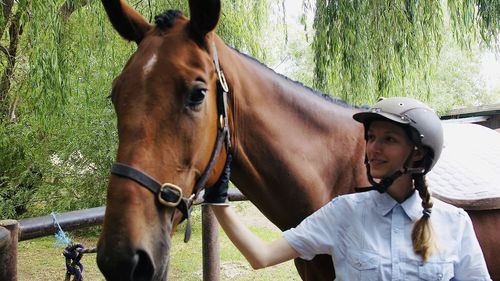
[188,0,221,41]
[101,0,153,44]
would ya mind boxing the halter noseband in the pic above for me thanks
[109,42,231,242]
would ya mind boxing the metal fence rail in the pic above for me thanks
[18,206,105,241]
[0,189,247,281]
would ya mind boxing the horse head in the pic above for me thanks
[96,0,228,280]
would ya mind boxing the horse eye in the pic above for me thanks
[187,87,206,107]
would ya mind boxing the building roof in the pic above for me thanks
[441,103,500,120]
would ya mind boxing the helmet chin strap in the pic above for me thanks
[364,147,425,193]
[365,161,403,193]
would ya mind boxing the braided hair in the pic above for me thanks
[411,173,436,261]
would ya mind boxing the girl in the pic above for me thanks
[204,97,491,280]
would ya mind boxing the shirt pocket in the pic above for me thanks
[346,250,380,281]
[418,262,454,281]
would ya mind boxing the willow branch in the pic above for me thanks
[0,44,9,57]
[59,0,93,21]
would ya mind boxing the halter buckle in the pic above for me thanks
[158,183,183,207]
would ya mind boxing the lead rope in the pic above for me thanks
[51,212,97,281]
[63,244,98,281]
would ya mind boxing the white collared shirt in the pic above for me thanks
[283,190,491,281]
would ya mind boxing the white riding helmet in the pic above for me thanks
[353,97,444,173]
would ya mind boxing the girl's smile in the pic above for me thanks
[366,120,414,179]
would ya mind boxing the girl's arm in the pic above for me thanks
[210,205,300,269]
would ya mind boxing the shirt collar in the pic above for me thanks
[374,190,422,221]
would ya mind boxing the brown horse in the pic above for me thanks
[96,0,500,280]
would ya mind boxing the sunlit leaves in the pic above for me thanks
[312,0,443,104]
[311,0,499,105]
[216,0,276,61]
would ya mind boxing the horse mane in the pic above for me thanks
[233,48,356,108]
[154,10,183,29]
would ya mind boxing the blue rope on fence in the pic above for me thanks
[51,212,72,247]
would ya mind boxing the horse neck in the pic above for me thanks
[216,39,367,229]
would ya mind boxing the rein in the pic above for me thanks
[110,42,231,242]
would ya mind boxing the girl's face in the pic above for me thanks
[366,120,415,179]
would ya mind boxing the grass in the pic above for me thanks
[17,202,300,281]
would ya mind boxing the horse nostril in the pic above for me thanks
[132,250,155,281]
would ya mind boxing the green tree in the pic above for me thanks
[311,0,500,105]
[429,33,498,114]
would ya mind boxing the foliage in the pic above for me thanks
[311,0,500,105]
[0,122,42,218]
[428,33,498,114]
[266,2,315,87]
[217,0,278,62]
[448,0,500,50]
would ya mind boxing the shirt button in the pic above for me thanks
[437,273,443,280]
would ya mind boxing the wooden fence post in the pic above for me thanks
[202,205,220,281]
[0,220,19,281]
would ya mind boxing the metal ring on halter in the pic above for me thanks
[158,183,183,207]
[218,71,229,93]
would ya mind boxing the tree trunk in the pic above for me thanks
[0,0,15,39]
[0,12,21,120]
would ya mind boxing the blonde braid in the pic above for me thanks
[411,174,436,261]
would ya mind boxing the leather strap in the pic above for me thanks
[111,163,164,195]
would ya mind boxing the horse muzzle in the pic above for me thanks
[96,177,174,281]
[97,230,171,281]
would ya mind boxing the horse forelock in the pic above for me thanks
[154,9,183,29]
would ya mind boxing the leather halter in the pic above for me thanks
[109,42,231,240]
